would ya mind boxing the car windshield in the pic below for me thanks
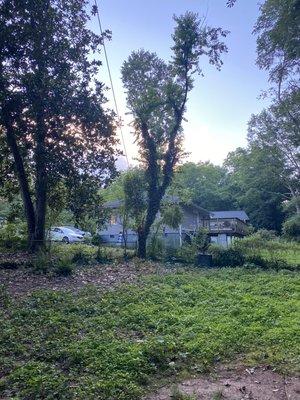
[65,226,83,234]
[61,228,80,235]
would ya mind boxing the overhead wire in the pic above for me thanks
[93,0,129,168]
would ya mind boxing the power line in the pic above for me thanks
[93,0,129,168]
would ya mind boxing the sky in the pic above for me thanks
[88,0,270,168]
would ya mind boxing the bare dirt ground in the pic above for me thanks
[0,257,162,298]
[145,364,300,400]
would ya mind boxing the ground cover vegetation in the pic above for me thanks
[0,267,299,399]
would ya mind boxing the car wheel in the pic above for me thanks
[62,236,69,244]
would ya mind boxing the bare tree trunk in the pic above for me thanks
[137,229,147,258]
[33,139,47,251]
[2,111,36,248]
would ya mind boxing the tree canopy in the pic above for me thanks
[121,12,228,257]
[0,0,118,249]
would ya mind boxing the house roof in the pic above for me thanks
[210,210,249,221]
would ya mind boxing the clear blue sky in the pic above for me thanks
[89,0,270,167]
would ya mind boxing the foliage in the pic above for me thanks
[170,162,235,210]
[224,146,286,231]
[247,94,300,214]
[123,169,147,231]
[0,0,118,250]
[191,228,210,254]
[170,385,197,400]
[0,221,27,250]
[0,268,299,399]
[160,203,183,230]
[147,236,164,260]
[71,245,95,265]
[121,12,228,257]
[175,243,195,264]
[254,0,300,94]
[54,257,74,276]
[31,250,57,274]
[232,234,300,266]
[282,215,300,241]
[68,177,108,234]
[209,245,245,267]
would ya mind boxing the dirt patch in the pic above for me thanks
[145,365,300,400]
[0,260,168,299]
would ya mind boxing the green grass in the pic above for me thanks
[0,268,299,399]
[233,237,300,266]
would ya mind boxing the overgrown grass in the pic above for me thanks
[232,237,300,265]
[0,267,299,399]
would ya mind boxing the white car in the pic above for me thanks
[63,226,92,238]
[48,227,84,243]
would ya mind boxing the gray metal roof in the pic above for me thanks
[210,210,249,221]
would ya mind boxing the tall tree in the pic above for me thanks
[248,94,300,214]
[169,162,235,211]
[250,0,300,216]
[224,146,286,231]
[121,12,228,257]
[0,0,118,250]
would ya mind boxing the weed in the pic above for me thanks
[170,385,197,399]
[54,257,74,276]
[0,268,299,399]
[212,390,223,400]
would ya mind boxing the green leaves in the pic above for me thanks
[0,268,299,398]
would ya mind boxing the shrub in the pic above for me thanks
[209,245,245,267]
[164,246,178,262]
[54,257,74,276]
[191,228,210,253]
[31,250,54,274]
[175,244,195,264]
[95,246,113,264]
[147,236,164,260]
[71,245,94,265]
[255,229,278,240]
[0,285,10,308]
[0,221,27,250]
[244,254,267,268]
[91,234,103,246]
[282,215,300,241]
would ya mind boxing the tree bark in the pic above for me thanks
[137,229,147,258]
[33,138,47,251]
[2,110,36,248]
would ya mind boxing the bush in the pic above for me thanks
[54,257,74,276]
[175,244,195,264]
[0,221,27,250]
[163,246,178,262]
[282,215,300,241]
[255,229,278,241]
[209,245,245,267]
[147,236,164,260]
[95,246,113,264]
[31,250,55,274]
[0,285,10,308]
[191,228,210,253]
[71,245,94,265]
[91,234,103,246]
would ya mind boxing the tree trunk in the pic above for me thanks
[137,193,162,258]
[3,113,36,248]
[32,102,48,251]
[137,229,147,258]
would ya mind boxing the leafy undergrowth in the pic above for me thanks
[0,267,299,399]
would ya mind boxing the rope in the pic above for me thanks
[93,0,129,168]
